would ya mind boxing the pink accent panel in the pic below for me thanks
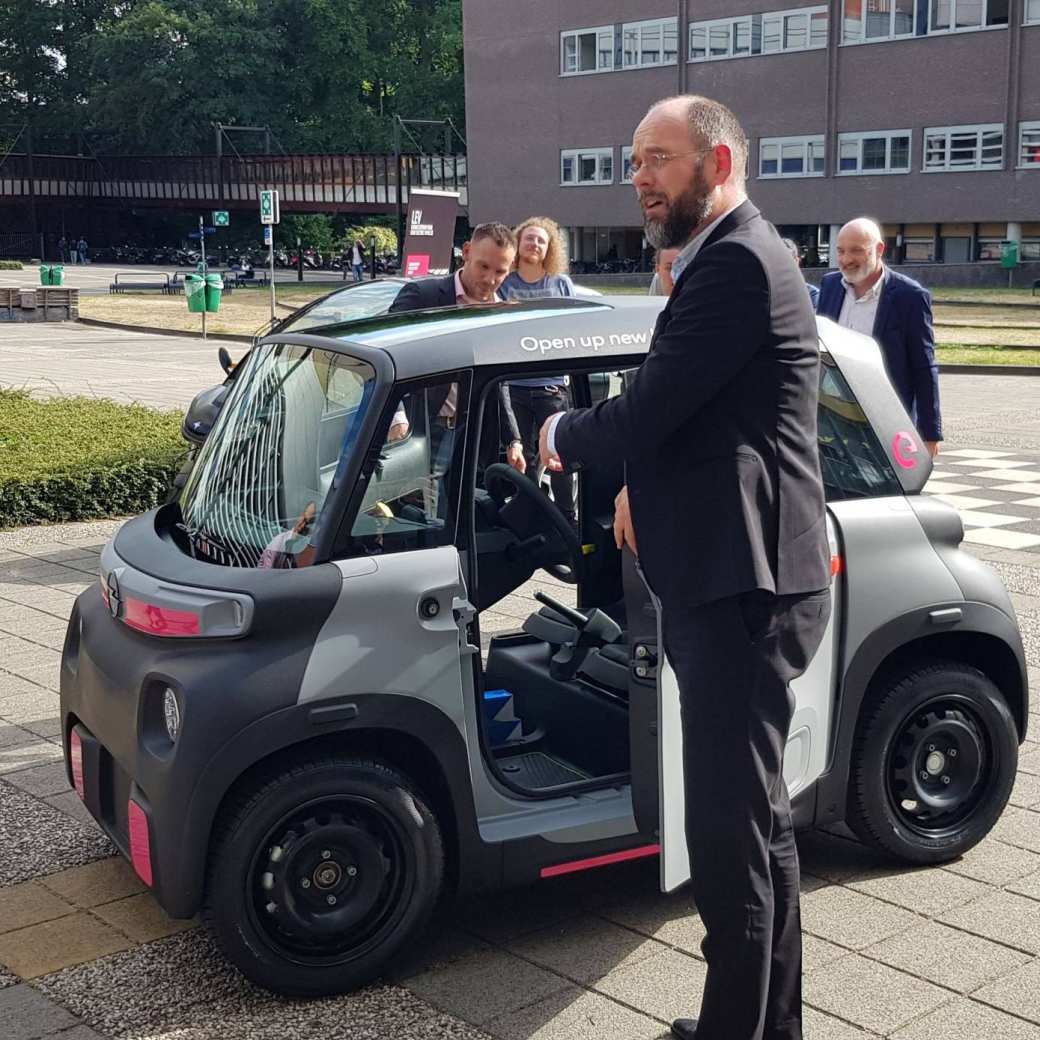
[122,596,200,637]
[69,730,85,799]
[127,799,154,887]
[540,843,661,879]
[892,430,919,470]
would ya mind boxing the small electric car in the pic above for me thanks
[60,297,1028,997]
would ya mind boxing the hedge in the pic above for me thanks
[0,390,185,528]
[0,260,23,270]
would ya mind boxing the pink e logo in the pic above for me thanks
[892,431,919,469]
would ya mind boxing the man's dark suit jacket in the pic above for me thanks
[387,273,521,443]
[816,269,941,442]
[555,200,830,610]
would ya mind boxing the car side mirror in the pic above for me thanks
[218,347,233,376]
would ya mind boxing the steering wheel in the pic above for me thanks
[483,463,585,585]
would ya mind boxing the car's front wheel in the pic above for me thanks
[847,660,1018,864]
[204,757,444,996]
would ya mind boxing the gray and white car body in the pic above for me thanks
[60,296,1027,996]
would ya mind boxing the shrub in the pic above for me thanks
[0,390,185,528]
[0,260,23,270]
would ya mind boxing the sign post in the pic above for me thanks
[199,216,207,341]
[401,189,460,278]
[260,189,280,322]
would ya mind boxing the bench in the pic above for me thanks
[226,269,269,289]
[109,272,170,294]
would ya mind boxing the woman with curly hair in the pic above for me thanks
[498,216,577,524]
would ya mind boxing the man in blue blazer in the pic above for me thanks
[816,218,942,454]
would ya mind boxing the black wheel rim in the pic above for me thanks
[886,695,992,838]
[245,795,415,967]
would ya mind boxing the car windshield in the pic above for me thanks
[278,282,403,334]
[178,343,376,567]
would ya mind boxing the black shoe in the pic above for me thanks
[671,1019,698,1040]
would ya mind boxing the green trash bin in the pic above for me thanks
[50,264,64,286]
[39,265,52,285]
[204,273,224,313]
[184,274,206,314]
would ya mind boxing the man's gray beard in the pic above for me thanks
[643,183,714,250]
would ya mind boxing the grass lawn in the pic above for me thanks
[78,285,331,336]
[931,286,1040,305]
[937,345,1040,366]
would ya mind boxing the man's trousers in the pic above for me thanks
[660,587,832,1040]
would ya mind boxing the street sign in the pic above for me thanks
[212,210,230,227]
[263,226,273,245]
[188,227,217,240]
[259,189,280,225]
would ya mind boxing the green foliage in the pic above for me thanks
[0,0,464,157]
[342,226,397,254]
[0,261,23,270]
[278,214,336,254]
[0,390,185,528]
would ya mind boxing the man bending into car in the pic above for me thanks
[540,95,831,1040]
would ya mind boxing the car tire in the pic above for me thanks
[204,757,443,996]
[847,660,1018,865]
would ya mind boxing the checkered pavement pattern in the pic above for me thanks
[926,448,1040,551]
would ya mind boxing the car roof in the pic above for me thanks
[277,296,875,382]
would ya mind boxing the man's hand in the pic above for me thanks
[506,441,527,474]
[387,421,409,443]
[926,441,940,458]
[538,416,563,472]
[613,486,637,556]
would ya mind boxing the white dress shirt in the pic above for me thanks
[548,200,744,457]
[836,266,887,337]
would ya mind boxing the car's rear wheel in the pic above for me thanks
[847,660,1018,864]
[204,757,443,996]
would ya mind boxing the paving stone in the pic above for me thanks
[801,885,919,949]
[796,831,893,884]
[1007,868,1040,901]
[507,914,662,985]
[0,912,134,978]
[390,927,492,982]
[846,865,990,917]
[0,723,38,750]
[39,858,145,909]
[864,921,1031,993]
[405,948,571,1026]
[1011,771,1040,809]
[0,742,64,775]
[0,673,48,699]
[43,791,104,834]
[2,762,72,799]
[940,890,1040,954]
[942,837,1040,885]
[972,958,1040,1023]
[992,806,1040,853]
[892,997,1040,1039]
[482,985,663,1040]
[91,893,197,943]
[0,882,75,935]
[805,954,952,1035]
[1020,745,1040,775]
[457,882,586,944]
[19,718,61,742]
[0,781,113,887]
[804,1006,882,1039]
[803,935,852,975]
[0,983,79,1039]
[590,884,707,959]
[591,948,706,1023]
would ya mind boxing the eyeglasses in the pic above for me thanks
[626,148,713,181]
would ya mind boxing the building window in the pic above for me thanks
[904,238,936,262]
[689,6,826,61]
[924,124,1003,171]
[1019,122,1040,167]
[561,148,614,186]
[1022,240,1040,260]
[560,25,614,75]
[842,0,1006,42]
[621,146,633,182]
[623,17,679,68]
[1028,0,1040,23]
[759,135,825,178]
[976,238,1003,260]
[837,130,912,174]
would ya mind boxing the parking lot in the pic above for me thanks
[1,341,1039,1039]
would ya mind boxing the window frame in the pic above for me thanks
[758,135,826,179]
[560,147,615,187]
[841,0,1008,43]
[621,146,633,183]
[560,24,615,77]
[836,129,913,175]
[689,5,826,62]
[1028,0,1040,23]
[1018,121,1040,169]
[922,123,1004,173]
[621,16,679,69]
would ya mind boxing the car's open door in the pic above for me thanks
[624,551,692,892]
